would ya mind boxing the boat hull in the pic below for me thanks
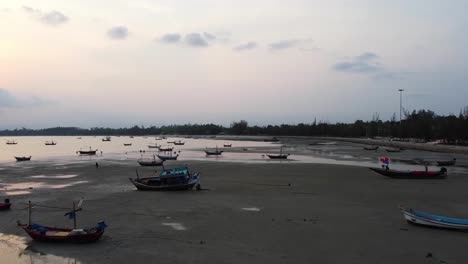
[15,156,31,161]
[18,224,105,243]
[401,209,468,231]
[78,151,97,155]
[137,160,164,167]
[129,176,199,191]
[157,155,178,161]
[266,154,289,159]
[0,203,11,210]
[369,167,447,179]
[205,151,223,155]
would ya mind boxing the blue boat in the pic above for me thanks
[401,206,468,230]
[129,166,200,191]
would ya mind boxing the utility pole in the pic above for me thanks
[398,89,404,138]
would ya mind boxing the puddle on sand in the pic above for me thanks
[1,181,88,192]
[0,233,82,264]
[30,174,79,179]
[242,207,261,212]
[4,190,32,195]
[162,223,187,231]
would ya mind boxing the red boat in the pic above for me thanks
[17,222,106,243]
[369,167,447,179]
[0,199,11,210]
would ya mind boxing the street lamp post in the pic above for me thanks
[398,89,404,138]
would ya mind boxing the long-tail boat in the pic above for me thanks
[369,166,447,179]
[17,200,107,243]
[129,166,200,191]
[400,206,468,230]
[15,156,32,162]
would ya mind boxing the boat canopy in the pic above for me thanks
[160,167,189,177]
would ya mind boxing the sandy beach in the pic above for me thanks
[1,146,468,264]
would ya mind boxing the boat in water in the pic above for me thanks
[223,143,232,147]
[369,167,447,179]
[15,156,32,162]
[129,166,201,191]
[137,156,164,167]
[205,146,223,155]
[102,136,111,142]
[0,199,11,211]
[400,206,468,230]
[123,143,132,146]
[158,146,174,152]
[45,140,57,146]
[436,158,456,166]
[173,140,185,145]
[77,147,98,155]
[17,200,107,243]
[6,140,17,145]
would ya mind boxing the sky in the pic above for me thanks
[1,0,467,129]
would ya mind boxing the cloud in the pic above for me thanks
[233,42,257,51]
[333,52,383,74]
[107,26,129,40]
[22,6,68,26]
[0,89,54,109]
[160,33,181,43]
[184,33,209,47]
[268,38,313,51]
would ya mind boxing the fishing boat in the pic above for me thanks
[129,166,201,191]
[102,136,111,142]
[137,156,164,167]
[167,141,176,144]
[158,146,174,152]
[173,141,185,145]
[157,154,179,161]
[364,146,379,150]
[155,137,163,140]
[148,144,160,149]
[77,147,98,155]
[6,140,17,145]
[223,143,232,147]
[266,146,289,159]
[17,200,107,243]
[369,167,447,179]
[0,199,11,211]
[45,140,57,146]
[205,146,223,155]
[123,143,132,146]
[385,148,401,152]
[436,158,456,166]
[400,206,468,230]
[15,156,32,162]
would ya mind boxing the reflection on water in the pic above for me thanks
[0,233,81,264]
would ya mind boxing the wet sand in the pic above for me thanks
[1,158,468,263]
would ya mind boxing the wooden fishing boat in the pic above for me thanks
[400,206,468,230]
[129,166,200,191]
[17,200,107,243]
[266,146,289,159]
[77,147,98,155]
[137,156,164,167]
[205,147,223,155]
[364,146,379,150]
[223,144,232,147]
[15,156,32,162]
[385,148,401,152]
[157,154,179,161]
[369,167,447,179]
[437,158,456,166]
[173,141,185,145]
[148,144,160,149]
[6,140,17,145]
[158,146,174,152]
[123,143,132,146]
[0,199,11,211]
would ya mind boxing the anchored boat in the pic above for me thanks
[400,206,468,230]
[369,167,447,179]
[436,158,456,166]
[137,155,164,166]
[15,156,32,162]
[129,166,201,191]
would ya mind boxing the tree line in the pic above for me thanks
[1,107,467,144]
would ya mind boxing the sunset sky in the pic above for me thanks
[1,0,467,129]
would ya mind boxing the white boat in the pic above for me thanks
[401,207,468,230]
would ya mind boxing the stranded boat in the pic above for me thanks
[400,206,468,230]
[205,147,223,156]
[77,147,98,155]
[158,146,174,152]
[363,146,379,150]
[157,154,179,161]
[266,146,289,159]
[369,167,447,179]
[17,200,107,243]
[137,156,164,167]
[436,158,456,166]
[173,141,185,145]
[15,156,32,162]
[129,166,200,191]
[6,140,17,145]
[45,140,57,146]
[123,143,132,146]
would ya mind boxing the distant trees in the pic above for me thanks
[0,107,467,144]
